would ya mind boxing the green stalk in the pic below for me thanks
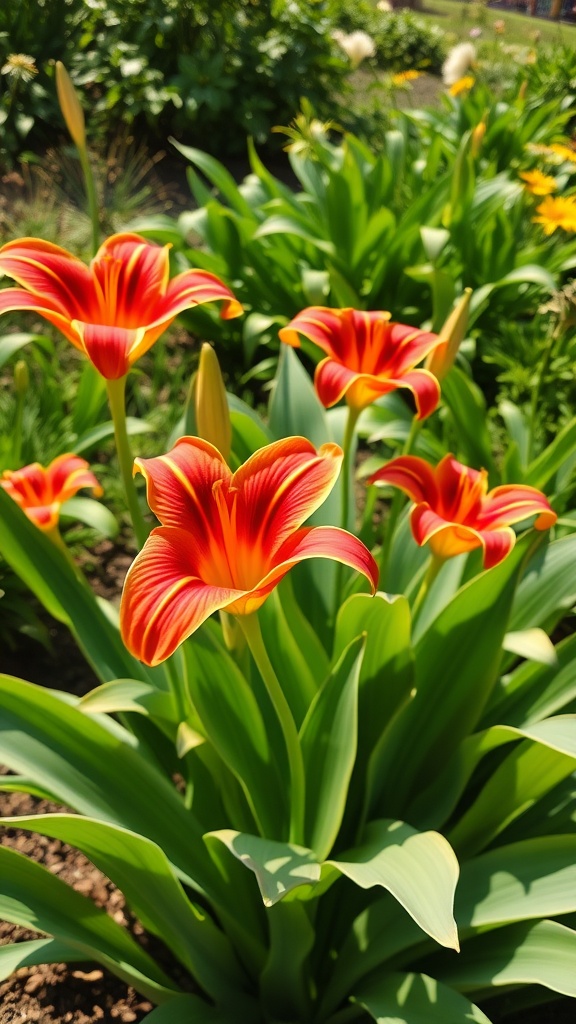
[334,405,360,608]
[239,612,306,845]
[410,553,445,627]
[12,390,24,465]
[378,417,421,587]
[78,144,100,256]
[528,325,556,462]
[105,375,150,548]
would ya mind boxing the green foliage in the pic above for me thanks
[328,0,446,73]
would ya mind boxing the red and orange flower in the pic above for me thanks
[120,436,378,665]
[369,453,556,568]
[279,307,443,418]
[0,233,242,379]
[1,454,102,531]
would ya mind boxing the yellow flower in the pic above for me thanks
[533,195,576,235]
[519,169,558,196]
[449,75,475,97]
[493,19,506,32]
[548,143,576,165]
[392,69,423,86]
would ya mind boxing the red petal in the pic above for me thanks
[476,484,557,531]
[232,437,343,553]
[47,454,102,501]
[279,307,355,361]
[411,507,485,560]
[396,369,441,419]
[387,324,443,374]
[120,526,243,665]
[0,288,82,348]
[74,322,143,379]
[256,525,379,595]
[314,358,362,407]
[135,437,230,537]
[480,527,517,569]
[368,455,438,504]
[434,454,487,522]
[91,234,171,327]
[0,238,94,318]
[160,269,243,321]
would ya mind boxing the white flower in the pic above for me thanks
[377,0,393,11]
[442,42,476,86]
[334,29,377,68]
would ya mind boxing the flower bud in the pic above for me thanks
[55,61,86,150]
[195,343,232,461]
[14,359,29,396]
[471,120,486,157]
[425,288,472,381]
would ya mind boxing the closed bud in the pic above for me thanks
[55,61,86,150]
[518,79,528,102]
[14,359,29,396]
[471,120,486,157]
[195,343,232,461]
[425,288,472,381]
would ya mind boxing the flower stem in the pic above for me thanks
[378,417,421,588]
[105,376,150,548]
[528,325,556,462]
[239,612,306,845]
[411,553,445,627]
[334,405,361,609]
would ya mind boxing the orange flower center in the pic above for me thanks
[205,480,267,592]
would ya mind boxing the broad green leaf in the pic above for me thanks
[60,497,119,538]
[440,367,494,472]
[0,331,53,370]
[1,813,243,999]
[258,589,319,726]
[332,594,414,826]
[0,675,218,897]
[140,993,256,1022]
[456,836,576,932]
[526,416,576,490]
[353,971,493,1023]
[0,938,89,979]
[0,845,178,1003]
[329,819,460,951]
[502,628,557,667]
[485,632,576,727]
[170,140,254,218]
[300,637,365,859]
[0,487,156,685]
[448,716,576,856]
[268,344,329,448]
[79,679,176,721]
[376,536,534,815]
[509,536,576,635]
[254,215,336,256]
[182,627,287,837]
[260,901,315,1022]
[410,715,576,832]
[73,416,152,456]
[205,831,320,906]
[432,920,576,999]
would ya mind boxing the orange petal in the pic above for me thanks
[368,455,438,504]
[47,454,103,501]
[255,525,379,596]
[434,454,487,521]
[394,368,441,420]
[0,237,94,318]
[279,307,355,361]
[161,269,243,321]
[73,322,145,380]
[134,437,231,537]
[387,324,443,375]
[91,234,171,327]
[476,484,557,531]
[120,526,244,665]
[0,288,82,348]
[232,437,343,553]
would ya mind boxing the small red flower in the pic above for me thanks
[279,306,443,418]
[0,233,242,379]
[120,436,379,665]
[369,453,557,568]
[1,454,102,531]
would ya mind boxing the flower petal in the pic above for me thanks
[247,525,379,601]
[434,454,487,522]
[411,506,485,559]
[73,322,144,380]
[396,368,441,419]
[476,484,557,531]
[0,287,82,348]
[279,307,360,362]
[47,454,103,501]
[92,233,170,321]
[368,455,439,504]
[232,437,343,554]
[120,526,244,665]
[0,237,94,318]
[387,324,443,375]
[134,437,231,536]
[480,527,517,569]
[160,269,243,321]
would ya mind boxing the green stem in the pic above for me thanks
[106,375,149,548]
[78,144,100,256]
[378,417,421,588]
[239,612,306,845]
[411,553,445,627]
[334,405,360,610]
[12,391,24,465]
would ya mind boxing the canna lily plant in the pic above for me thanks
[1,239,576,1023]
